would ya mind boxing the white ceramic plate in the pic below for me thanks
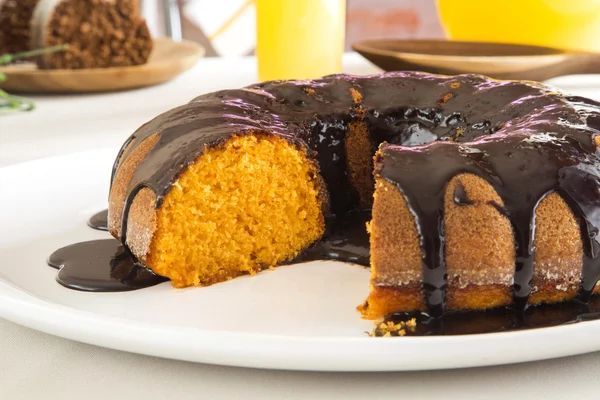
[1,149,600,372]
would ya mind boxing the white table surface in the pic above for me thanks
[2,53,600,399]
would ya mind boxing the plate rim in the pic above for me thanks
[2,278,600,371]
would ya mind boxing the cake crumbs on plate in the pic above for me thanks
[367,318,417,337]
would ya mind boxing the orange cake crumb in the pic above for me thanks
[146,135,326,287]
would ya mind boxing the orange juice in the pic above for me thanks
[437,0,600,52]
[256,0,346,81]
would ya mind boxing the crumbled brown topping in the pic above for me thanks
[354,105,366,117]
[594,136,600,148]
[405,318,417,329]
[349,87,363,104]
[450,81,461,89]
[367,318,417,337]
[438,92,454,106]
[449,127,465,142]
[304,88,316,95]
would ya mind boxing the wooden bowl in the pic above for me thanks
[353,39,600,81]
[0,38,205,93]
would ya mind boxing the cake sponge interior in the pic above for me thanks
[146,134,325,287]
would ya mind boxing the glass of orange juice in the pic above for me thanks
[256,0,346,81]
[437,0,600,53]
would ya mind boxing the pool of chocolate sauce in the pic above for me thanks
[48,239,166,291]
[87,210,108,231]
[46,209,600,336]
[296,210,370,266]
[385,296,600,336]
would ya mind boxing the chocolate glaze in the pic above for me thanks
[102,72,600,320]
[296,210,370,266]
[87,209,108,231]
[453,182,472,206]
[48,239,167,292]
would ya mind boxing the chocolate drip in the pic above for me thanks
[110,136,135,187]
[558,167,600,301]
[47,239,167,292]
[378,150,449,315]
[121,184,150,255]
[296,210,370,265]
[302,117,360,213]
[87,209,108,231]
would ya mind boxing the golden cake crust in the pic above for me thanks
[108,133,159,261]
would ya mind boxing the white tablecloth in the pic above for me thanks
[2,53,600,399]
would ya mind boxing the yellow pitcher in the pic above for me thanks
[437,0,600,52]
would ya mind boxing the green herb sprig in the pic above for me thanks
[0,44,68,114]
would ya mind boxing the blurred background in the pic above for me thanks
[143,0,444,57]
[4,0,600,104]
[142,0,600,57]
